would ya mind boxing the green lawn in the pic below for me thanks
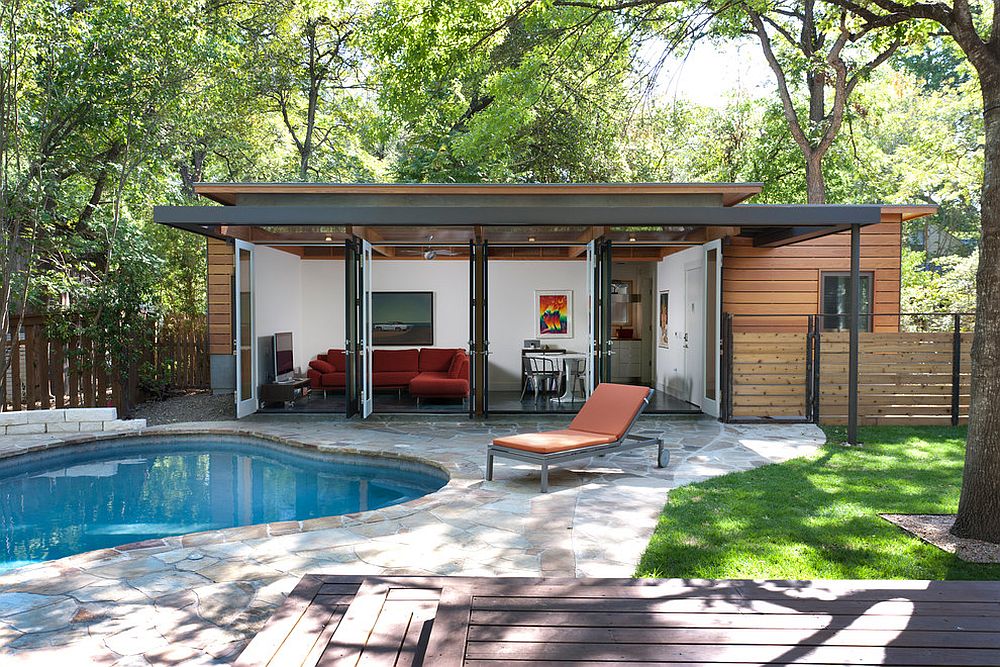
[637,425,1000,580]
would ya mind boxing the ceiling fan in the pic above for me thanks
[422,234,461,260]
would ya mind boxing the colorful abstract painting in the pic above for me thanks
[534,290,573,338]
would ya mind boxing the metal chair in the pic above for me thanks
[520,354,561,402]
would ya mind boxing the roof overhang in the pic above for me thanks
[192,182,764,207]
[155,203,883,230]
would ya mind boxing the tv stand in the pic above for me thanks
[259,377,310,408]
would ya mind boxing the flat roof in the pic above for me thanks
[193,182,765,207]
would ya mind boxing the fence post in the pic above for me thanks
[812,323,822,423]
[805,315,815,422]
[722,313,734,422]
[952,313,961,426]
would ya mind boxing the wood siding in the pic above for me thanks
[723,222,902,332]
[207,238,234,356]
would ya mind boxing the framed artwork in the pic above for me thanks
[372,292,434,345]
[658,290,669,348]
[534,290,573,339]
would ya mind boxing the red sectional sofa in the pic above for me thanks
[307,347,470,400]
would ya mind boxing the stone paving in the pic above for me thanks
[0,414,825,665]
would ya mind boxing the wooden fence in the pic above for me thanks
[727,315,974,426]
[2,313,209,414]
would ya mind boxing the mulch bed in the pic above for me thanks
[881,513,1000,563]
[132,390,235,426]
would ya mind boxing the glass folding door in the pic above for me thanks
[587,239,613,392]
[234,240,257,418]
[701,239,722,417]
[345,238,374,418]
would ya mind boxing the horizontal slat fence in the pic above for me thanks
[2,313,208,414]
[727,313,974,426]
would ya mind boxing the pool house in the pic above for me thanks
[153,182,935,441]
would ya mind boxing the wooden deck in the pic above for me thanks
[236,575,1000,666]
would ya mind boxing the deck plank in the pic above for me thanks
[238,576,1000,666]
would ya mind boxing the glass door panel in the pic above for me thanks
[360,239,373,418]
[702,239,722,417]
[234,240,257,418]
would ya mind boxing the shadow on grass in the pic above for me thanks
[637,425,1000,581]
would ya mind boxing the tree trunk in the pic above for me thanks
[805,151,826,204]
[951,76,1000,543]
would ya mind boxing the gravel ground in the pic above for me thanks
[132,390,235,426]
[881,513,1000,563]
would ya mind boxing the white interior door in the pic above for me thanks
[360,239,374,418]
[683,264,704,407]
[234,240,258,418]
[702,239,723,417]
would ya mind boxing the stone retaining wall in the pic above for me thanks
[0,408,145,435]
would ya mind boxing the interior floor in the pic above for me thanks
[487,389,700,414]
[256,386,700,415]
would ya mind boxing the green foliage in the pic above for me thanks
[638,426,1000,580]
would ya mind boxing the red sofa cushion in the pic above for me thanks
[321,372,346,388]
[325,349,347,372]
[409,372,469,398]
[309,359,335,374]
[373,371,418,387]
[374,349,419,373]
[308,368,345,389]
[419,348,459,372]
[448,351,468,379]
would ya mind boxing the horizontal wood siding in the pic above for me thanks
[207,239,234,356]
[724,222,902,332]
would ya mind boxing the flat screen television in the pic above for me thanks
[273,332,294,382]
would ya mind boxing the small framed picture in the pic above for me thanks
[658,290,669,348]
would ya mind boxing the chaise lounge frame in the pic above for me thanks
[485,387,668,492]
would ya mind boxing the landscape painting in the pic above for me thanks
[535,290,572,339]
[372,292,434,345]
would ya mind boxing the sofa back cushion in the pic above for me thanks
[325,349,346,372]
[374,348,419,373]
[448,351,469,379]
[309,359,336,374]
[419,348,460,372]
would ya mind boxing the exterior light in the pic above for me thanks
[324,236,332,242]
[629,236,637,242]
[528,236,536,242]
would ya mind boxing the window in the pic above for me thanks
[821,272,873,332]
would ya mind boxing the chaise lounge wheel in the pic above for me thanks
[658,448,670,468]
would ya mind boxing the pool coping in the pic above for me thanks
[0,426,482,570]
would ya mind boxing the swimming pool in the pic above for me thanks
[0,434,448,571]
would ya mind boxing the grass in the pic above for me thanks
[637,425,1000,580]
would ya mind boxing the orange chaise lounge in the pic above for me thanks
[486,383,667,492]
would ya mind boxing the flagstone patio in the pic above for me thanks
[0,415,824,665]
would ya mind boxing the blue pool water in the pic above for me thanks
[0,435,447,571]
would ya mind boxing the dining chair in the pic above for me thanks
[520,354,561,402]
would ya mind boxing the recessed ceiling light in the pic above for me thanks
[629,236,637,242]
[324,236,332,242]
[528,237,536,242]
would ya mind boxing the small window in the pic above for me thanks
[821,272,873,332]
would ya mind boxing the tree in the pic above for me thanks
[822,0,1000,543]
[247,0,382,181]
[370,0,638,182]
